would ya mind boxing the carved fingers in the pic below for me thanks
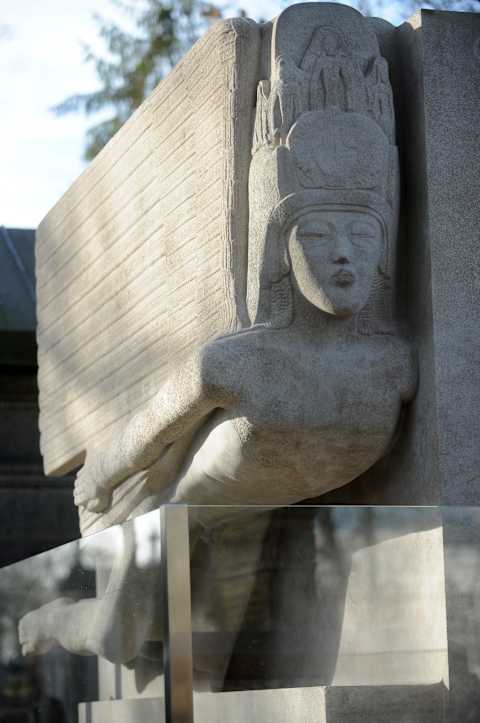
[18,609,55,656]
[73,449,112,513]
[74,474,112,512]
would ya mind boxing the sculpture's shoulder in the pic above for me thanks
[197,327,271,399]
[206,326,298,369]
[199,326,296,401]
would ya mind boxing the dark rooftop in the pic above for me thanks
[0,227,36,365]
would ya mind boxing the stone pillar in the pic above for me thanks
[401,10,480,506]
[399,13,480,721]
[401,14,480,722]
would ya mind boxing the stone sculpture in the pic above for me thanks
[72,4,413,523]
[20,2,416,679]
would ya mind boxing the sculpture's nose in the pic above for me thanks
[332,235,351,264]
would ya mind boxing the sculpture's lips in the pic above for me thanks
[332,269,355,286]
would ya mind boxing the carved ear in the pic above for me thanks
[377,215,391,280]
[269,238,291,283]
[270,275,293,328]
[253,219,293,328]
[269,235,293,328]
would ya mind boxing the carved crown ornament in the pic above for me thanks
[247,3,399,334]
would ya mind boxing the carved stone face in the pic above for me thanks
[288,209,383,317]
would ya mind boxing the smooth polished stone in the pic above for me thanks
[79,683,446,723]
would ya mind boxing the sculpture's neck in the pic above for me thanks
[290,286,358,338]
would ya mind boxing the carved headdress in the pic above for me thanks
[247,3,399,333]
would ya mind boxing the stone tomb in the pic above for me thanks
[30,3,480,722]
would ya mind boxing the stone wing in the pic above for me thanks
[36,19,260,477]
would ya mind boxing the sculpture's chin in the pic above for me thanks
[324,303,356,318]
[308,289,364,318]
[322,303,356,318]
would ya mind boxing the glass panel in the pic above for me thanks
[189,505,448,722]
[442,508,480,723]
[3,505,480,722]
[0,509,166,723]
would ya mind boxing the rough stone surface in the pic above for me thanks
[411,10,480,505]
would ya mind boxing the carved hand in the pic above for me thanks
[73,449,113,513]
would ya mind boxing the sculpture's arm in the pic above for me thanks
[74,343,238,512]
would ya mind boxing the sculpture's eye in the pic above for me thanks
[349,221,376,243]
[298,222,331,242]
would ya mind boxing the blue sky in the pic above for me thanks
[1,1,105,227]
[1,0,406,229]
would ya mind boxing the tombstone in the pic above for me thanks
[20,3,480,721]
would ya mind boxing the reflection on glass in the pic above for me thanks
[1,510,165,722]
[3,506,480,721]
[189,507,448,697]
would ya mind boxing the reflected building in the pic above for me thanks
[0,227,79,567]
